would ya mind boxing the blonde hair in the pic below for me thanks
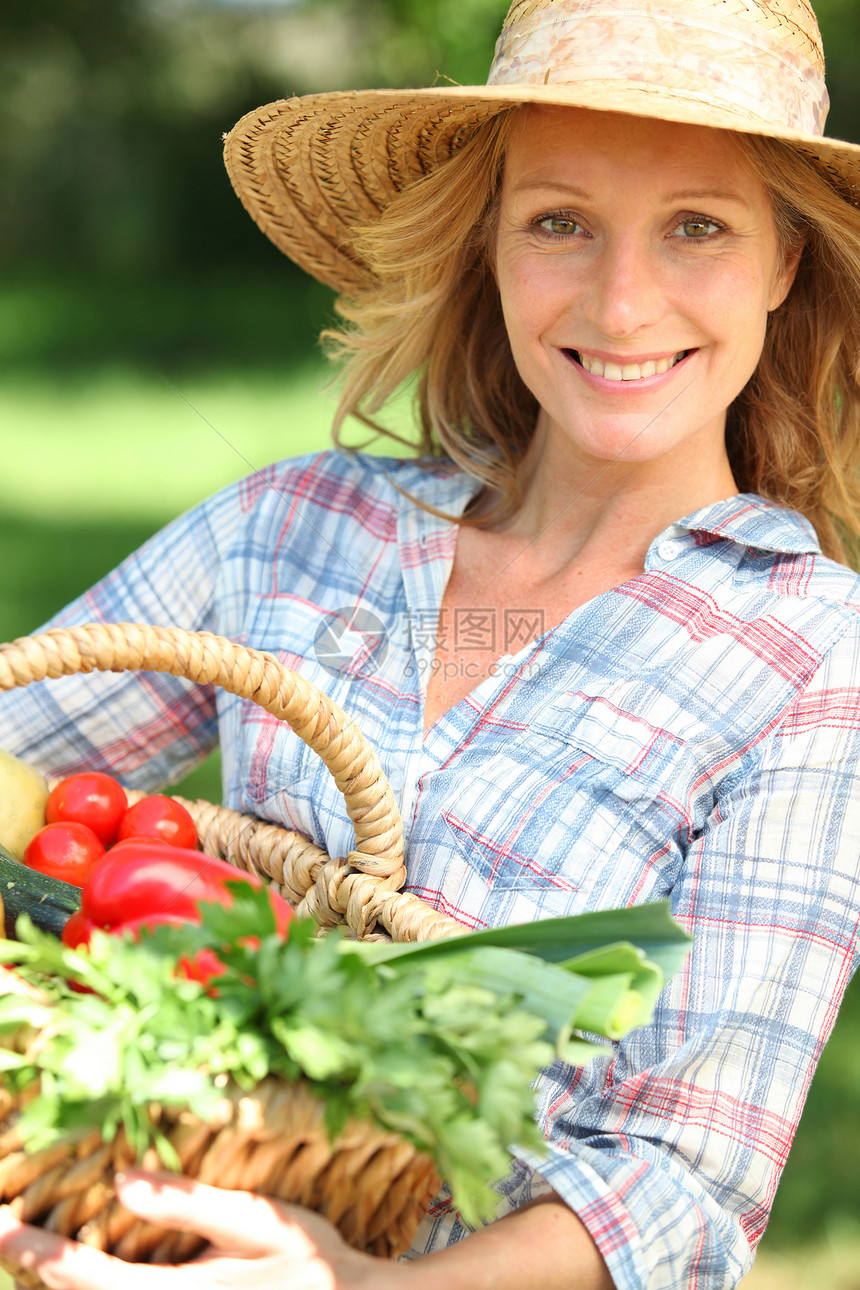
[325,110,860,563]
[731,134,860,565]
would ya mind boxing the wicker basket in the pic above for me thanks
[0,622,468,1283]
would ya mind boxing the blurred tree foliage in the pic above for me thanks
[0,0,505,372]
[0,0,502,282]
[3,0,857,281]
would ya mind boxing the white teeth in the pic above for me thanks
[577,351,687,380]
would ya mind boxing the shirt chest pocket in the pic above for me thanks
[421,708,701,922]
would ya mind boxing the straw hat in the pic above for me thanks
[223,0,860,294]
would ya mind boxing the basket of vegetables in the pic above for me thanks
[0,622,692,1285]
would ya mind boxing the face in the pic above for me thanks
[495,107,800,479]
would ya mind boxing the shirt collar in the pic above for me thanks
[400,457,482,518]
[398,465,821,559]
[671,493,821,556]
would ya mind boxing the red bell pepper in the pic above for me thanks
[62,910,228,989]
[81,842,294,937]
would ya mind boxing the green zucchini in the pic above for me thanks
[0,843,81,939]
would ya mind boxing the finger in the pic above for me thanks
[115,1171,329,1259]
[0,1206,180,1290]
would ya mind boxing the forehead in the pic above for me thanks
[502,105,763,203]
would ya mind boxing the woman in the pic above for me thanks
[2,0,860,1287]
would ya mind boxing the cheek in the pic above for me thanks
[498,259,570,348]
[694,260,771,351]
[728,280,771,366]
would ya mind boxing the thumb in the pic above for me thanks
[115,1170,322,1257]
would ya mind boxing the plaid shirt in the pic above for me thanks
[3,450,860,1290]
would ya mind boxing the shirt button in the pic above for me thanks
[658,540,683,560]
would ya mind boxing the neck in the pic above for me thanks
[480,422,738,580]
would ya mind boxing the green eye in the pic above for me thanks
[538,215,581,236]
[675,217,720,238]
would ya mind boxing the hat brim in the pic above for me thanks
[223,82,860,294]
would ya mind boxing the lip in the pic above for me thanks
[574,348,689,366]
[561,347,697,389]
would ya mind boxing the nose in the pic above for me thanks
[581,234,666,339]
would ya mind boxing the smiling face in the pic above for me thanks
[495,107,800,489]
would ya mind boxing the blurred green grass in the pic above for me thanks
[1,281,859,1278]
[0,292,415,801]
[0,365,338,524]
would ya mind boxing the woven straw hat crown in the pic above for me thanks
[223,0,860,293]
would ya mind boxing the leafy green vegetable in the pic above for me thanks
[0,891,690,1226]
[359,901,691,974]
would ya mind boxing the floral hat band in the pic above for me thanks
[488,0,829,136]
[223,0,860,294]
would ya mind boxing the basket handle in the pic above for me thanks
[0,620,407,877]
[0,623,466,942]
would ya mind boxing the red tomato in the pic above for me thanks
[23,822,106,887]
[177,946,228,987]
[61,909,99,949]
[116,796,199,850]
[46,773,128,847]
[81,843,294,937]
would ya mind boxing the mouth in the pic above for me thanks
[565,349,694,381]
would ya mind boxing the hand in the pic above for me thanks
[0,1169,411,1290]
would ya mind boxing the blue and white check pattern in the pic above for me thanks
[2,450,860,1290]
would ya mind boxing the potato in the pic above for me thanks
[0,748,49,861]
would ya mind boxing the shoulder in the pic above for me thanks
[673,493,860,629]
[238,449,463,516]
[634,496,860,720]
[206,449,474,613]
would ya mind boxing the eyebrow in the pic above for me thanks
[508,180,591,197]
[663,189,753,208]
[509,180,752,208]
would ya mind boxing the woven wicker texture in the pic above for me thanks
[0,622,471,1283]
[0,1070,441,1285]
[222,0,860,294]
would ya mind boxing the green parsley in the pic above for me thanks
[0,889,690,1227]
